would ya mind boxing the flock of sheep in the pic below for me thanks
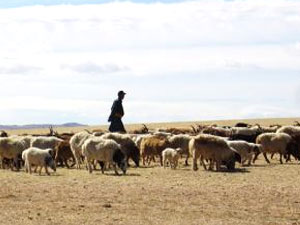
[1,121,300,175]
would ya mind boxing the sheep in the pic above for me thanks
[201,126,231,137]
[0,130,8,137]
[55,140,76,168]
[276,126,300,136]
[162,148,183,169]
[131,124,149,134]
[82,137,127,175]
[254,133,300,164]
[189,134,241,171]
[101,132,140,167]
[22,147,56,175]
[69,131,93,169]
[227,140,260,166]
[229,126,262,143]
[168,134,193,166]
[140,135,170,166]
[31,136,63,150]
[0,137,27,170]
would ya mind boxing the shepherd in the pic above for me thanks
[108,90,127,133]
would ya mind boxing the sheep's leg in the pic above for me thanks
[28,162,32,174]
[208,159,215,171]
[64,159,70,168]
[174,159,178,169]
[159,155,163,166]
[24,160,28,173]
[215,160,221,171]
[74,152,81,169]
[86,157,92,173]
[99,161,105,174]
[279,154,283,164]
[142,154,146,166]
[163,158,167,168]
[39,166,42,175]
[34,165,38,173]
[185,153,189,166]
[45,166,50,175]
[113,163,119,175]
[192,153,198,171]
[263,153,270,164]
[201,156,208,170]
[252,152,260,163]
[285,154,291,163]
[270,153,275,159]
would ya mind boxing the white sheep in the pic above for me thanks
[162,147,183,169]
[22,147,56,175]
[255,132,300,164]
[276,125,300,136]
[69,131,93,169]
[30,136,63,149]
[227,140,260,166]
[0,137,27,170]
[82,137,127,175]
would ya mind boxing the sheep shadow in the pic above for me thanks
[101,173,140,177]
[209,167,250,173]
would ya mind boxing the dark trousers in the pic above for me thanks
[109,118,126,133]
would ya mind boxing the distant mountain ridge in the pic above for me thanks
[0,123,87,130]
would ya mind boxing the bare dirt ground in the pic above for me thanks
[1,118,300,225]
[1,158,300,225]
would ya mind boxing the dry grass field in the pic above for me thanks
[1,118,300,225]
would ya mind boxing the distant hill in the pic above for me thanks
[0,122,87,130]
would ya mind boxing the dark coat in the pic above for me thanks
[108,99,126,133]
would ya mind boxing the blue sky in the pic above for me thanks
[0,0,299,125]
[0,0,187,8]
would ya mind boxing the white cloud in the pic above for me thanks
[0,0,300,124]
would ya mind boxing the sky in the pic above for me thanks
[0,0,300,125]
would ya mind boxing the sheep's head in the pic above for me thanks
[45,155,56,172]
[175,148,184,154]
[287,141,300,160]
[251,144,261,155]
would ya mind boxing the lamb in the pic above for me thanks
[254,133,300,164]
[69,131,93,169]
[189,134,241,171]
[101,133,140,167]
[162,148,183,169]
[227,140,260,166]
[22,147,56,175]
[0,137,27,170]
[82,137,127,175]
[168,134,193,166]
[140,135,170,166]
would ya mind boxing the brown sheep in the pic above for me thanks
[55,140,76,168]
[140,136,170,166]
[0,130,8,137]
[189,134,241,171]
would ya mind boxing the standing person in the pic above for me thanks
[108,90,127,133]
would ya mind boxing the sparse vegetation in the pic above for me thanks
[1,117,300,225]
